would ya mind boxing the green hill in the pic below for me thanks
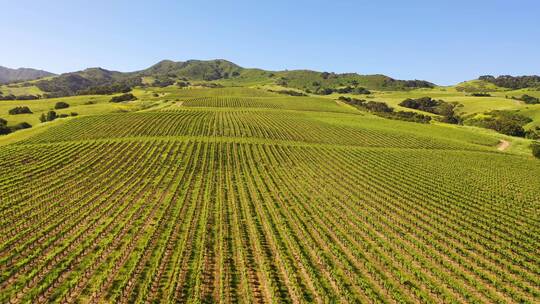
[274,69,434,92]
[2,59,436,99]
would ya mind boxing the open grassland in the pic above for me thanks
[358,86,540,126]
[0,86,539,303]
[0,84,44,96]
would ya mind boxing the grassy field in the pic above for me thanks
[326,85,540,127]
[0,85,539,303]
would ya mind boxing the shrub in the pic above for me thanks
[466,110,532,137]
[54,101,70,109]
[10,122,32,131]
[8,106,32,115]
[110,93,137,103]
[338,96,431,124]
[470,92,491,97]
[0,118,7,125]
[268,89,307,96]
[152,78,175,88]
[70,112,79,116]
[40,111,58,123]
[525,127,540,140]
[532,142,540,158]
[0,125,11,135]
[177,81,190,88]
[515,94,540,104]
[399,97,461,124]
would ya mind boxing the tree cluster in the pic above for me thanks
[39,111,58,123]
[399,97,462,124]
[152,77,175,88]
[0,94,40,100]
[479,75,540,89]
[338,96,432,124]
[54,102,70,109]
[470,93,491,97]
[8,106,32,115]
[0,118,32,135]
[268,89,307,96]
[466,110,532,137]
[512,94,540,104]
[532,142,540,159]
[312,86,371,96]
[110,93,137,103]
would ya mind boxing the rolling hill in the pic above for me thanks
[1,59,435,99]
[0,66,55,84]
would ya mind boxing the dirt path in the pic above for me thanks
[497,140,510,151]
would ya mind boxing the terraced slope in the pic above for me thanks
[0,88,539,303]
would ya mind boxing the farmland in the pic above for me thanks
[0,85,539,303]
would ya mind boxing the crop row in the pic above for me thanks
[178,96,353,113]
[21,110,488,152]
[1,139,538,303]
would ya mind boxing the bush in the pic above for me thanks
[0,125,11,135]
[466,110,532,137]
[532,142,540,158]
[40,111,58,123]
[70,112,78,116]
[513,94,540,104]
[54,101,70,109]
[177,81,190,88]
[10,122,32,131]
[110,93,137,103]
[525,127,540,140]
[152,78,175,88]
[399,97,461,124]
[338,96,431,124]
[470,93,492,97]
[268,89,307,96]
[0,118,7,125]
[8,106,32,115]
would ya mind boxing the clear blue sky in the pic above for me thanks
[2,0,539,85]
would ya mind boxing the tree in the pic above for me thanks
[40,111,58,123]
[0,125,11,135]
[8,106,32,115]
[54,101,70,109]
[47,111,58,122]
[531,142,540,159]
[11,122,32,131]
[110,93,137,103]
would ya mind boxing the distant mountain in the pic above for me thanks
[0,66,55,84]
[15,59,436,97]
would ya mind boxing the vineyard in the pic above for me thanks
[1,88,539,303]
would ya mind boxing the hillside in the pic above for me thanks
[1,59,435,99]
[0,84,539,303]
[0,66,55,84]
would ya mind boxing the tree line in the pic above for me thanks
[479,75,540,89]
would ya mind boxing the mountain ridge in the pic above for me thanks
[0,66,55,84]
